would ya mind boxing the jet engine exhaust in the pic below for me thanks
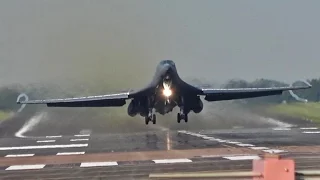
[162,76,173,103]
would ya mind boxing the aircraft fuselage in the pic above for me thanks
[127,60,203,120]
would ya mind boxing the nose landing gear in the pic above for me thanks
[177,112,188,123]
[145,113,156,125]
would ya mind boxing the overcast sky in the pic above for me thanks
[0,0,319,89]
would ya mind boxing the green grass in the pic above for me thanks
[0,111,11,121]
[267,102,320,123]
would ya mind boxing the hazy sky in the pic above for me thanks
[0,0,319,90]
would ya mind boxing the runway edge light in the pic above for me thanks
[253,154,295,180]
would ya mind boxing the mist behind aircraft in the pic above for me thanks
[0,0,319,92]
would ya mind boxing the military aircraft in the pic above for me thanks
[17,60,311,125]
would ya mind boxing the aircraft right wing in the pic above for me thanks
[17,92,131,107]
[201,85,311,102]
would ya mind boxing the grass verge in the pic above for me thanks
[0,111,12,121]
[267,102,320,123]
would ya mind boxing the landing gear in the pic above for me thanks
[145,113,156,125]
[177,112,188,123]
[177,96,188,123]
[152,114,156,124]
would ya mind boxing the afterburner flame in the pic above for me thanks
[163,88,172,97]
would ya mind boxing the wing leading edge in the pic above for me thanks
[201,85,311,101]
[17,92,131,107]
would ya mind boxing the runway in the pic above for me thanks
[0,126,319,179]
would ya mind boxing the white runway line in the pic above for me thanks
[300,127,318,130]
[5,154,35,157]
[216,139,227,143]
[272,128,291,131]
[57,152,85,155]
[6,164,46,170]
[236,143,255,147]
[302,131,320,134]
[226,141,242,144]
[200,154,257,158]
[180,130,289,154]
[74,134,90,137]
[250,147,269,150]
[0,144,88,150]
[153,159,192,164]
[223,155,261,160]
[263,149,288,153]
[37,140,56,143]
[45,135,62,138]
[80,162,118,167]
[202,136,213,140]
[70,139,89,142]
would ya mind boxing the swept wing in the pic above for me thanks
[201,85,311,101]
[17,92,131,107]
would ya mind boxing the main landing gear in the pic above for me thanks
[145,114,156,125]
[177,112,188,123]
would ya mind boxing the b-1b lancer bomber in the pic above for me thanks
[18,60,311,125]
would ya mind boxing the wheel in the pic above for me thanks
[152,114,156,124]
[145,117,149,125]
[177,113,181,123]
[184,114,188,123]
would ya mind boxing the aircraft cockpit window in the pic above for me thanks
[161,60,176,67]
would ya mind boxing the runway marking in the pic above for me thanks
[202,136,213,140]
[153,159,192,164]
[216,139,227,143]
[80,162,118,167]
[179,130,289,154]
[226,141,242,144]
[199,154,257,158]
[236,143,255,147]
[6,164,46,170]
[223,155,261,160]
[302,131,320,134]
[5,154,35,157]
[45,135,62,138]
[0,144,88,150]
[272,127,291,131]
[263,149,288,153]
[300,127,318,130]
[206,137,217,141]
[57,152,85,155]
[74,134,90,137]
[37,140,56,143]
[250,147,269,150]
[70,138,89,142]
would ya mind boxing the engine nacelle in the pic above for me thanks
[127,100,139,117]
[192,97,203,113]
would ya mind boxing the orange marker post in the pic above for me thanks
[253,154,295,180]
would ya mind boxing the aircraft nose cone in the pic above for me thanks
[163,64,172,72]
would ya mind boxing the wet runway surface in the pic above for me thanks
[0,126,319,179]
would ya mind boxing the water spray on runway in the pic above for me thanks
[15,93,48,138]
[16,93,29,112]
[288,80,311,103]
[15,112,47,138]
[289,91,308,102]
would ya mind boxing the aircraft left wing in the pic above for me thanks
[17,92,131,107]
[201,85,311,101]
